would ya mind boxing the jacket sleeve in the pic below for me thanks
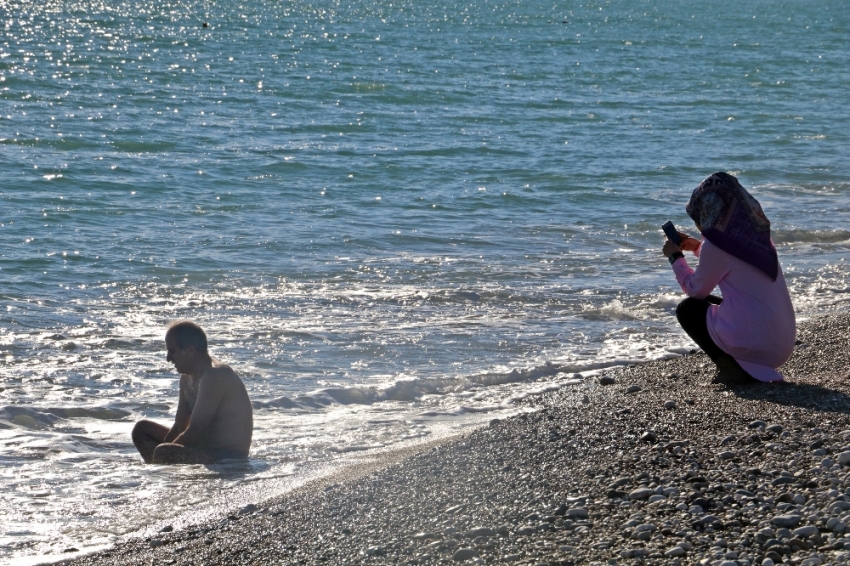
[670,241,728,299]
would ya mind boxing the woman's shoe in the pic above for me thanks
[712,355,754,385]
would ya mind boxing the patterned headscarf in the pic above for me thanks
[685,172,779,281]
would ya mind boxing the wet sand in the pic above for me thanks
[56,313,850,566]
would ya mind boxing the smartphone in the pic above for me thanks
[662,221,681,245]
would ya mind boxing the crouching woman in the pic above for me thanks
[662,172,796,384]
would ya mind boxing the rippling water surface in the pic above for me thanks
[2,0,849,562]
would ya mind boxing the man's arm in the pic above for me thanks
[164,376,192,443]
[173,373,225,447]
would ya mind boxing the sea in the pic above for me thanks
[1,0,849,562]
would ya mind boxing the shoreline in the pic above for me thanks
[56,313,850,566]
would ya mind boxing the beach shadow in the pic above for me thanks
[731,381,850,414]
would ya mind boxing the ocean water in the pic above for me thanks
[2,0,850,561]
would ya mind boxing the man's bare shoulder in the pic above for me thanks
[205,362,245,385]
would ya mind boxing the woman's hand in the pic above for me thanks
[677,231,701,253]
[662,239,681,258]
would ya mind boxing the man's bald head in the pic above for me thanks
[166,320,208,354]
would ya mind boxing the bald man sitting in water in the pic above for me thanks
[132,321,253,464]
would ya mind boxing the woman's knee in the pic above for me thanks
[676,297,703,322]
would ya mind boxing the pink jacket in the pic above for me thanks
[671,238,796,381]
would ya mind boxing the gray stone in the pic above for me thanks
[717,451,736,460]
[149,539,164,548]
[501,555,520,563]
[452,548,477,561]
[664,400,676,410]
[747,420,766,429]
[665,546,685,557]
[365,546,385,556]
[466,527,496,538]
[599,375,615,385]
[648,494,666,503]
[640,431,657,443]
[629,488,656,500]
[772,514,801,528]
[516,526,535,535]
[792,525,819,538]
[567,508,588,520]
[626,385,642,393]
[766,424,783,433]
[831,501,850,512]
[159,525,173,533]
[771,476,795,486]
[238,503,258,515]
[839,451,850,465]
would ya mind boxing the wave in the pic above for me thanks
[252,354,671,412]
[0,405,131,431]
[773,229,850,245]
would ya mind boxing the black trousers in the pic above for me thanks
[675,296,728,362]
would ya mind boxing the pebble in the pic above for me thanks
[792,525,819,538]
[640,431,657,443]
[159,525,173,533]
[648,494,666,503]
[664,546,685,557]
[772,514,802,528]
[599,376,615,385]
[517,526,535,535]
[664,400,676,409]
[502,555,521,562]
[238,503,258,515]
[717,451,736,460]
[629,488,656,500]
[566,508,588,520]
[466,527,496,538]
[837,451,850,465]
[766,424,783,434]
[452,547,477,561]
[149,539,163,548]
[626,385,641,393]
[748,420,767,429]
[365,546,385,556]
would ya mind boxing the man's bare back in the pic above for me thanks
[132,321,252,465]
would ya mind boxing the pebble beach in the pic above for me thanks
[50,312,850,566]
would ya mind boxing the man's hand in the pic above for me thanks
[662,239,681,259]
